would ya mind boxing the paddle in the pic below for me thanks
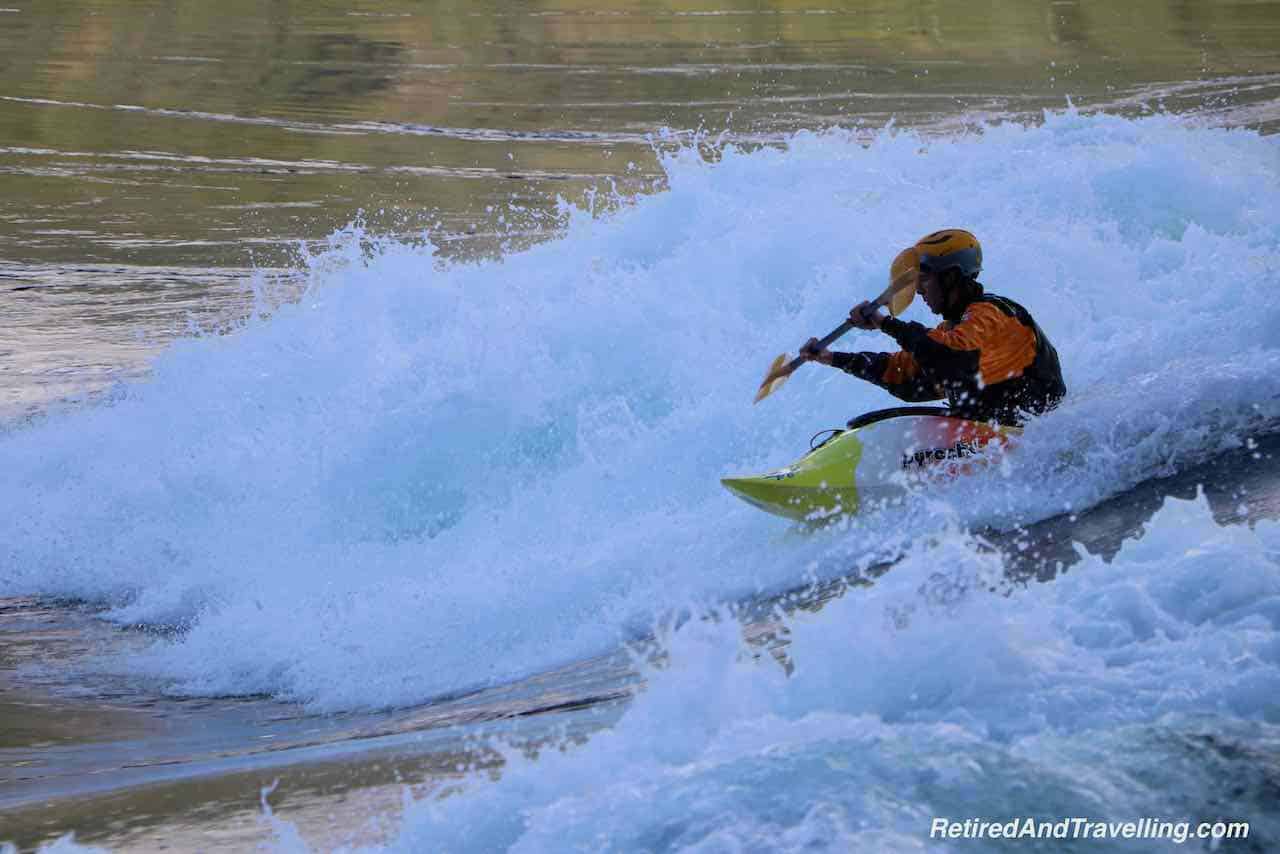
[752,247,920,404]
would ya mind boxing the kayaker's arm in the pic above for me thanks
[800,328,940,402]
[828,351,884,379]
[828,351,943,402]
[879,315,982,382]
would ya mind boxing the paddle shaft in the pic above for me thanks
[778,300,886,377]
[753,269,915,404]
[778,319,853,377]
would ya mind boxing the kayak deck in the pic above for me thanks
[722,408,1018,523]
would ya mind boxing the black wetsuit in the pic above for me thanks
[830,285,1066,425]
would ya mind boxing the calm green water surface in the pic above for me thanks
[1,0,1279,415]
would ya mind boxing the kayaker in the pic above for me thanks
[800,229,1066,425]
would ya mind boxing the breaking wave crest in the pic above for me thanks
[1,108,1278,713]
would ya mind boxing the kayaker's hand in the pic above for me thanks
[849,301,884,330]
[800,338,833,365]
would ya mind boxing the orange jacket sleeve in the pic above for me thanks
[880,303,1037,386]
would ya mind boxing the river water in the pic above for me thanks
[3,1,1280,851]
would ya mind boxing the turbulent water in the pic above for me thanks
[4,108,1280,850]
[380,494,1280,851]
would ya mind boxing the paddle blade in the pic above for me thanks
[883,247,919,316]
[753,352,792,404]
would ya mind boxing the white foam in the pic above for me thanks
[375,494,1280,852]
[0,109,1277,711]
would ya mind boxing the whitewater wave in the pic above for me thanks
[373,494,1280,852]
[0,108,1278,711]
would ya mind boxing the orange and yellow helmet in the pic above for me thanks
[914,229,982,279]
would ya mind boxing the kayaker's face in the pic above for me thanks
[920,270,944,314]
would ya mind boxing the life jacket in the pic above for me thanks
[837,289,1067,426]
[948,293,1066,423]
